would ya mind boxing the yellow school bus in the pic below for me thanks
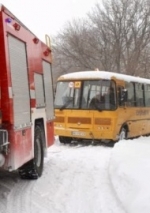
[54,71,150,144]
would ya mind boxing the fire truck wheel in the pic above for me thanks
[33,125,44,177]
[18,125,44,179]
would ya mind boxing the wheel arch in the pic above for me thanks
[119,123,129,138]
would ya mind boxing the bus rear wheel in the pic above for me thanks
[119,128,127,140]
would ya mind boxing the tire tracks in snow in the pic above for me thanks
[46,144,127,213]
[5,175,53,213]
[0,143,127,213]
[0,171,19,213]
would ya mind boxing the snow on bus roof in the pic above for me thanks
[59,71,150,84]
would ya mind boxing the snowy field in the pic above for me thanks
[0,136,150,213]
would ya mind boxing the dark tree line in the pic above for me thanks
[52,0,150,85]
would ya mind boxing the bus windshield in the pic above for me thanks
[54,80,117,110]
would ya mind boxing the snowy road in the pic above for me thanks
[0,141,126,213]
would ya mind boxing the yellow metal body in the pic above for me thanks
[55,107,150,141]
[54,71,150,142]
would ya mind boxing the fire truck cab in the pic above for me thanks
[0,5,55,179]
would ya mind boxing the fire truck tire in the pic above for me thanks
[33,125,44,177]
[19,125,44,179]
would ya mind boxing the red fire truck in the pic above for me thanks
[0,5,55,179]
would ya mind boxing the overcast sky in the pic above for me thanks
[0,0,101,42]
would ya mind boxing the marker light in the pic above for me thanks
[43,48,51,56]
[5,18,12,23]
[13,23,21,31]
[33,37,39,44]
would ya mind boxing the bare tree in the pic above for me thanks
[52,0,150,82]
[88,0,150,75]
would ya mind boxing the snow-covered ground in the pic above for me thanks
[0,136,150,213]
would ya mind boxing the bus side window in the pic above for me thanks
[144,84,150,106]
[118,87,125,106]
[135,83,144,107]
[125,82,135,106]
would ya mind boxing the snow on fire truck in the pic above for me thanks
[0,5,55,179]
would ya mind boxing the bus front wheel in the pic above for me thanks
[59,136,72,144]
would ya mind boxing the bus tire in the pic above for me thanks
[119,128,127,140]
[19,125,44,179]
[59,136,72,144]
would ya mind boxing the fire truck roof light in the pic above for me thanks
[5,18,12,23]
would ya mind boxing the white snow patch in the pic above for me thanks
[0,136,150,212]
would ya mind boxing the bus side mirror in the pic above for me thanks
[121,89,128,103]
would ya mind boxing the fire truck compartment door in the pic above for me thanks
[43,61,54,121]
[8,35,31,128]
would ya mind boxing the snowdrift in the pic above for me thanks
[109,137,150,213]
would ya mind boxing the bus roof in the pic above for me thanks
[58,71,150,84]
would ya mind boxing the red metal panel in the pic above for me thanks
[1,9,52,115]
[0,5,54,171]
[46,121,54,147]
[3,127,33,170]
[0,11,10,122]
